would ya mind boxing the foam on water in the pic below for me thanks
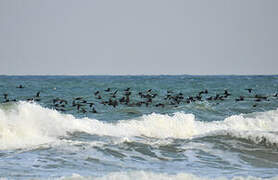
[1,102,278,150]
[57,171,278,180]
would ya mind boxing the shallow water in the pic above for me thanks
[0,75,278,179]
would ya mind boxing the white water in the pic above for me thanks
[1,102,278,150]
[58,171,278,180]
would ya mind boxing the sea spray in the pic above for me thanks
[58,171,278,180]
[1,102,278,150]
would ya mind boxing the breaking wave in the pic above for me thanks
[1,102,278,150]
[57,171,278,180]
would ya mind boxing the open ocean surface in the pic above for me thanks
[1,75,278,180]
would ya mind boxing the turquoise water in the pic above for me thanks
[0,75,278,179]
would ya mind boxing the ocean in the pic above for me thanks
[0,75,278,179]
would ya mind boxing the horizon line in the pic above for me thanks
[0,74,277,76]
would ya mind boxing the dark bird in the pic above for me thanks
[155,103,165,108]
[36,91,40,98]
[138,92,144,98]
[188,96,194,102]
[235,96,244,102]
[90,107,97,113]
[104,88,110,92]
[198,90,208,96]
[224,89,231,95]
[164,94,172,100]
[254,94,268,101]
[198,91,205,96]
[124,88,130,91]
[254,98,261,102]
[17,85,24,88]
[76,104,84,110]
[80,100,87,104]
[206,96,213,101]
[119,97,125,103]
[3,93,8,99]
[75,97,83,100]
[108,99,118,108]
[214,94,220,100]
[27,98,34,101]
[55,108,66,112]
[224,90,231,98]
[87,102,95,107]
[195,95,202,101]
[60,99,68,104]
[94,91,100,96]
[245,88,253,93]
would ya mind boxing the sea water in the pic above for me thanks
[0,75,278,179]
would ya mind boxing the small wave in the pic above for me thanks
[57,171,278,180]
[217,131,278,149]
[1,102,278,150]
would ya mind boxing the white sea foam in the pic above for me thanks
[57,171,278,180]
[1,102,278,150]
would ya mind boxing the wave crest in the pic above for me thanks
[1,102,278,150]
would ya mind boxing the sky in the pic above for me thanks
[0,0,277,75]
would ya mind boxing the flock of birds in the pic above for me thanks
[1,84,278,114]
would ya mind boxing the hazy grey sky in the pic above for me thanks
[0,0,277,75]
